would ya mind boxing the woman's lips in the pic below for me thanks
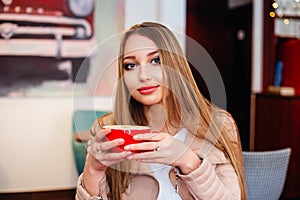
[137,85,159,95]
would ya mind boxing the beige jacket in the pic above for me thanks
[76,112,243,200]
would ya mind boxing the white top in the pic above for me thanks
[150,128,187,200]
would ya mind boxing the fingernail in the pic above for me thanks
[133,135,138,139]
[118,139,124,144]
[124,145,130,150]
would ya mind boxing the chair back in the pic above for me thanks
[72,110,108,175]
[243,148,291,200]
[73,110,107,133]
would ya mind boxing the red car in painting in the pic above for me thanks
[0,0,95,82]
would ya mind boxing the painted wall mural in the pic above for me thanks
[0,0,122,96]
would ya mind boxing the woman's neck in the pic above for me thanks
[144,104,179,136]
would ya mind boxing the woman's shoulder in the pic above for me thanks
[98,112,114,126]
[222,111,239,142]
[90,112,114,136]
[213,108,239,142]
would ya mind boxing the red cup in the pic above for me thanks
[104,125,151,152]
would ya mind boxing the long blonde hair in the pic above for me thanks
[106,22,246,200]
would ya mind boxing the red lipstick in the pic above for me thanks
[138,85,159,95]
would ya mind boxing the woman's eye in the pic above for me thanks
[123,63,137,71]
[151,57,161,65]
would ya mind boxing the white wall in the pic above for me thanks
[0,97,113,192]
[251,0,263,93]
[0,0,187,193]
[124,0,186,49]
[249,0,264,150]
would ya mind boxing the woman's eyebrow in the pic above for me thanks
[123,55,135,60]
[147,50,159,57]
[123,50,158,60]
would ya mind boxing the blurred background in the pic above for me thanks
[0,0,299,199]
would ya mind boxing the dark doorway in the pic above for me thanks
[186,0,252,150]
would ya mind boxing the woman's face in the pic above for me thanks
[122,34,164,106]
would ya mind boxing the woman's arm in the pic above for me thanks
[75,120,131,199]
[82,153,107,196]
[178,113,242,200]
[76,166,107,200]
[179,158,241,200]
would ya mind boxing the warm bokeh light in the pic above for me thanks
[270,11,276,18]
[277,13,283,18]
[284,18,290,25]
[272,2,279,9]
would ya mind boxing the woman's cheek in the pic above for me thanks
[123,72,137,94]
[152,66,163,84]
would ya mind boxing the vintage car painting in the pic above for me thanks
[0,0,95,89]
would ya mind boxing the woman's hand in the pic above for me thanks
[87,128,133,171]
[83,128,132,196]
[124,132,201,174]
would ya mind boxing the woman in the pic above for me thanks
[76,22,246,200]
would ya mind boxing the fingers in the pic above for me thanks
[124,132,168,152]
[92,128,125,152]
[88,136,132,169]
[89,150,132,171]
[133,132,167,141]
[124,141,159,152]
[88,137,125,154]
[126,146,166,162]
[94,128,111,142]
[92,150,131,162]
[98,138,125,151]
[125,135,189,166]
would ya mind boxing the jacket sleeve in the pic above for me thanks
[76,173,109,200]
[179,113,242,200]
[179,158,241,200]
[75,173,159,200]
[75,118,111,200]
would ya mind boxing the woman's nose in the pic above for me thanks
[139,65,151,81]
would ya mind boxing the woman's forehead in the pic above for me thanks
[124,34,158,54]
